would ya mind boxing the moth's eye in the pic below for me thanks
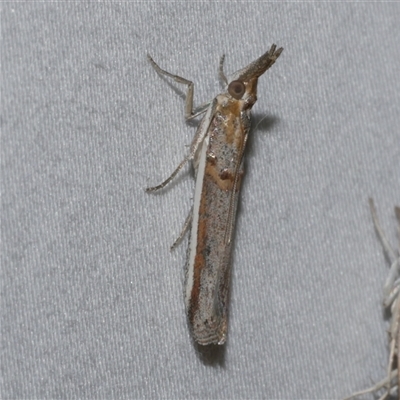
[228,80,245,100]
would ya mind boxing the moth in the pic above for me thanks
[146,44,283,345]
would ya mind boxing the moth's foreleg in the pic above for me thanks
[145,156,189,193]
[147,54,195,121]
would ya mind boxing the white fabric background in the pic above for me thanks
[1,2,399,399]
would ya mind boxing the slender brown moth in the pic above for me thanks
[146,44,283,345]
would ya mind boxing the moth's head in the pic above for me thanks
[226,44,283,108]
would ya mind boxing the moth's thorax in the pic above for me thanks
[212,95,250,148]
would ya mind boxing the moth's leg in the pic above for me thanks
[145,156,190,192]
[219,54,228,87]
[170,206,193,251]
[188,97,217,159]
[187,101,211,120]
[145,98,217,192]
[148,54,200,121]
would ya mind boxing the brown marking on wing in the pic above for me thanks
[221,102,241,145]
[204,164,235,191]
[187,184,208,326]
